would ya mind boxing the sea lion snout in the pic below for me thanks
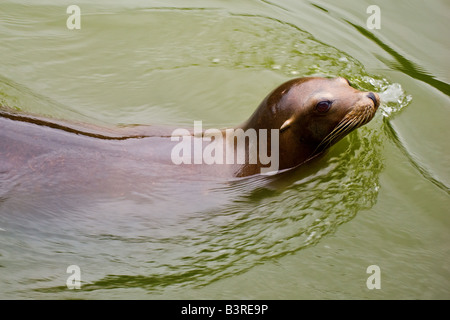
[354,90,380,125]
[367,92,380,109]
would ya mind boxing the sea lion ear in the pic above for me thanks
[280,117,293,132]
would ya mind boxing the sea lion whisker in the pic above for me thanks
[313,112,367,155]
[314,120,353,153]
[327,118,356,139]
[320,122,351,146]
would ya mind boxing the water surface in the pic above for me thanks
[0,0,449,299]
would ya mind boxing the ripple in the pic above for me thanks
[352,76,412,117]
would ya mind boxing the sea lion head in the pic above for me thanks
[243,77,380,171]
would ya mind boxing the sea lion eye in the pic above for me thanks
[316,101,331,113]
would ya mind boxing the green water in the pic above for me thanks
[0,0,449,299]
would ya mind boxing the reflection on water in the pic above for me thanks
[345,20,450,96]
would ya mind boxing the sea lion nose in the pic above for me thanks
[367,92,380,109]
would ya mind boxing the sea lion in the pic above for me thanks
[0,77,379,189]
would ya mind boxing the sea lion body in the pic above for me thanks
[0,77,380,196]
